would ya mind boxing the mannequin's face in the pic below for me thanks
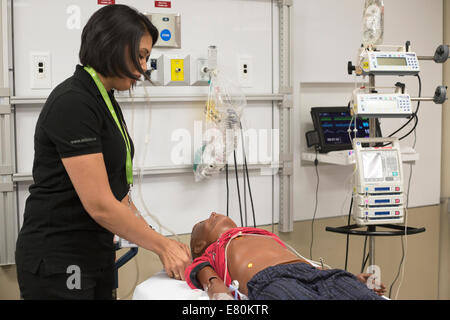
[190,213,237,258]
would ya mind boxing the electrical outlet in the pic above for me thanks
[31,52,52,89]
[238,56,252,88]
[143,54,164,86]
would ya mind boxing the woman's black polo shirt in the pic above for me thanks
[15,65,135,275]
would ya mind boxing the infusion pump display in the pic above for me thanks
[353,138,404,195]
[377,57,407,66]
[354,93,412,118]
[360,51,420,75]
[361,150,401,183]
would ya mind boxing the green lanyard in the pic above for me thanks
[84,66,133,186]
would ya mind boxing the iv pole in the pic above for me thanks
[368,74,377,268]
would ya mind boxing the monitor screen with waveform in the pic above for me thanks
[310,107,372,153]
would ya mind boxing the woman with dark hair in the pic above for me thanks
[15,4,191,300]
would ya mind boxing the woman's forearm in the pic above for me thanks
[61,153,168,256]
[120,194,150,226]
[93,199,166,255]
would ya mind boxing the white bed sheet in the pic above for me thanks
[132,270,389,300]
[132,271,209,300]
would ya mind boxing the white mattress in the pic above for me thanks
[132,271,209,300]
[132,270,389,300]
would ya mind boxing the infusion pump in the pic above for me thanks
[352,92,413,118]
[353,137,405,226]
[358,51,420,76]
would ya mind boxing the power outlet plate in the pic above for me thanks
[238,56,253,88]
[31,52,52,89]
[143,54,164,86]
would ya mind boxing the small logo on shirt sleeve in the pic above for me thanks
[70,137,97,145]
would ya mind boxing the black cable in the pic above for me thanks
[240,130,248,227]
[243,160,247,227]
[388,113,415,139]
[226,164,229,217]
[224,121,256,227]
[344,196,353,272]
[382,113,418,148]
[233,151,244,227]
[243,154,257,228]
[239,122,256,228]
[241,149,247,227]
[362,253,369,274]
[388,74,422,139]
[361,236,368,273]
[363,252,370,272]
[389,135,416,298]
[398,113,419,141]
[382,74,422,147]
[309,150,320,260]
[389,236,405,298]
[384,153,415,298]
[389,124,416,298]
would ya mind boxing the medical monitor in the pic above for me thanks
[310,107,371,153]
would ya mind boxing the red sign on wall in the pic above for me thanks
[98,0,115,5]
[155,1,171,8]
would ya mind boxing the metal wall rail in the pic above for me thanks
[277,0,294,232]
[13,163,283,183]
[0,0,17,266]
[11,93,285,105]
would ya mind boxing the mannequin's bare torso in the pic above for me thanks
[190,214,386,299]
[226,234,310,296]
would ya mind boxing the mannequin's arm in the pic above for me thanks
[197,266,233,300]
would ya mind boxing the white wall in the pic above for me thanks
[13,0,276,97]
[13,0,280,234]
[11,0,444,235]
[293,0,443,222]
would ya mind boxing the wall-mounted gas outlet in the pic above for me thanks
[164,54,190,86]
[31,52,52,89]
[238,55,253,88]
[191,57,209,86]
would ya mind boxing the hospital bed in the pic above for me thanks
[132,271,389,300]
[132,271,209,300]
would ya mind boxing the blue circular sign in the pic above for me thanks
[160,29,172,41]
